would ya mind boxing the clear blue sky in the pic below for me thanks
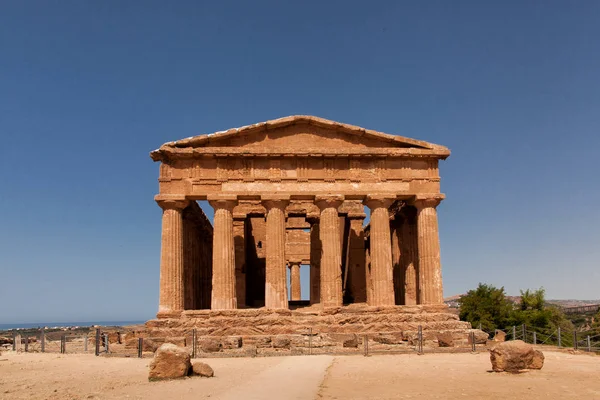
[1,1,599,323]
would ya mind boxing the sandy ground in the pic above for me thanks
[1,350,599,399]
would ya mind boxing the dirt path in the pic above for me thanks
[1,350,599,399]
[0,353,333,400]
[318,351,600,399]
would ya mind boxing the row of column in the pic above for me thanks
[156,194,443,314]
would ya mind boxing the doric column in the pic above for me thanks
[347,212,367,303]
[289,260,302,301]
[208,194,238,310]
[415,196,444,304]
[315,195,344,308]
[157,199,189,315]
[308,218,321,305]
[390,217,403,305]
[183,217,196,310]
[400,207,419,305]
[364,194,396,306]
[233,216,247,308]
[263,195,290,309]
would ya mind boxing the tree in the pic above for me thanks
[460,285,574,343]
[458,283,512,333]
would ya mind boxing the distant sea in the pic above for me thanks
[0,321,146,330]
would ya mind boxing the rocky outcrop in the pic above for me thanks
[489,340,544,372]
[148,343,191,381]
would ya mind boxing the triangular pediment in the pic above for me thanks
[151,116,449,160]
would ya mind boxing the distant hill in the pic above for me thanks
[444,294,600,309]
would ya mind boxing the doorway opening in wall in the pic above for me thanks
[287,264,311,308]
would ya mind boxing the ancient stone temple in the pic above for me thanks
[146,116,477,354]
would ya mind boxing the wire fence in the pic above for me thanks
[7,326,488,358]
[473,322,600,353]
[8,324,599,358]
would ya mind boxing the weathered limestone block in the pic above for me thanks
[272,335,291,349]
[326,333,359,348]
[373,333,405,345]
[437,332,454,347]
[200,339,222,353]
[489,340,544,372]
[468,329,489,344]
[530,350,545,369]
[222,336,242,349]
[191,361,214,377]
[148,343,191,381]
[107,332,121,344]
[252,336,272,348]
[125,338,159,352]
[343,335,359,348]
[493,330,506,342]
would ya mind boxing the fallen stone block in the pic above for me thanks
[437,332,454,347]
[489,340,544,372]
[191,361,214,378]
[148,343,191,381]
[273,336,291,349]
[493,330,506,342]
[200,339,221,353]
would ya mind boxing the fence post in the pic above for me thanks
[417,325,423,354]
[522,325,526,343]
[138,338,143,358]
[557,327,562,347]
[308,328,312,355]
[25,336,29,352]
[573,331,578,350]
[363,334,369,357]
[512,326,516,340]
[533,332,537,345]
[471,332,476,352]
[587,335,591,352]
[104,334,109,353]
[95,329,100,356]
[191,329,197,358]
[12,332,17,351]
[41,328,45,353]
[60,335,65,354]
[83,335,88,352]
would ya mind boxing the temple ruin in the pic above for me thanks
[146,116,476,353]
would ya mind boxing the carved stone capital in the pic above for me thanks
[288,259,302,267]
[363,194,396,211]
[262,194,290,211]
[207,194,238,211]
[413,194,445,209]
[156,199,189,211]
[314,194,344,211]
